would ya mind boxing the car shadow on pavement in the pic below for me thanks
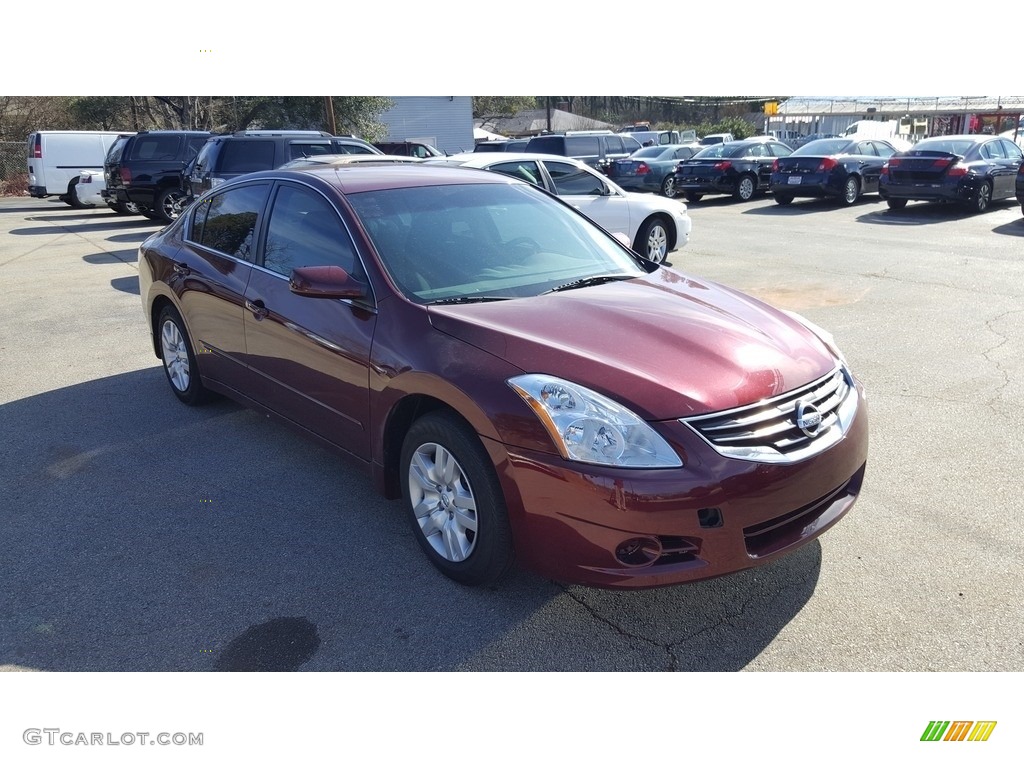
[0,369,819,672]
[992,218,1024,237]
[743,197,883,216]
[110,276,140,295]
[9,219,160,236]
[857,199,1018,225]
[84,248,138,265]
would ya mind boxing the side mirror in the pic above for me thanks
[289,265,367,299]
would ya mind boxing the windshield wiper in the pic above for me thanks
[542,274,635,294]
[429,295,512,305]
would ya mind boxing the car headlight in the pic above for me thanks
[782,310,848,367]
[508,374,682,468]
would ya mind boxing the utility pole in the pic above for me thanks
[325,97,337,135]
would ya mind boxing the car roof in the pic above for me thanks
[245,163,528,195]
[433,152,593,168]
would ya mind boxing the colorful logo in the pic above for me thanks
[921,721,997,742]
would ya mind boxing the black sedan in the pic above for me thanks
[606,143,701,197]
[878,134,1024,213]
[770,138,898,206]
[672,139,795,202]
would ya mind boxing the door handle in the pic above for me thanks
[172,261,191,276]
[245,299,269,320]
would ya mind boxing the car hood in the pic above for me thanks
[427,270,836,420]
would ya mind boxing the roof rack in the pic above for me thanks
[230,130,333,137]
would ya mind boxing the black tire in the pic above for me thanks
[155,187,187,224]
[110,201,142,215]
[841,175,860,206]
[156,305,211,406]
[968,181,992,214]
[634,216,671,264]
[774,193,794,205]
[734,174,757,202]
[68,181,93,209]
[684,192,703,203]
[400,411,514,586]
[660,175,678,198]
[886,198,908,210]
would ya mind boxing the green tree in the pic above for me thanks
[472,97,537,120]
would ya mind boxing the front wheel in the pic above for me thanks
[157,305,211,406]
[635,216,670,264]
[886,198,908,210]
[968,181,992,214]
[401,411,514,586]
[842,175,860,205]
[660,175,677,198]
[734,174,757,202]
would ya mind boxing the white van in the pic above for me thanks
[26,131,129,207]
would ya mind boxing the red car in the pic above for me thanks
[139,164,868,589]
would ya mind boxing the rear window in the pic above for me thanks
[106,136,132,163]
[794,139,853,156]
[129,134,182,161]
[912,138,976,156]
[526,136,565,154]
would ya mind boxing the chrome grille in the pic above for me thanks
[681,367,858,464]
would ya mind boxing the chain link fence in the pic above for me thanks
[1,140,28,195]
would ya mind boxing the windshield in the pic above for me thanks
[347,182,647,304]
[794,139,854,156]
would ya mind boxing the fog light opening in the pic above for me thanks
[698,508,723,528]
[615,537,662,567]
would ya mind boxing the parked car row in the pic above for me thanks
[656,133,1024,216]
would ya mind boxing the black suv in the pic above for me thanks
[524,132,642,171]
[102,130,213,222]
[184,131,381,199]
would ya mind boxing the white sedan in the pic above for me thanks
[428,152,691,264]
[73,170,141,214]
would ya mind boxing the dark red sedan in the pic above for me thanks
[139,164,868,589]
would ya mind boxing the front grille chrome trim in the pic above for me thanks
[680,366,858,464]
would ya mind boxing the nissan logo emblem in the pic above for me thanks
[795,401,823,437]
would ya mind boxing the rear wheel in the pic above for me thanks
[109,201,142,215]
[400,411,514,586]
[684,192,703,203]
[968,181,992,214]
[155,187,187,224]
[157,305,211,406]
[842,175,861,205]
[774,193,794,205]
[68,181,92,209]
[734,174,757,202]
[635,216,670,264]
[886,198,908,210]
[660,175,677,198]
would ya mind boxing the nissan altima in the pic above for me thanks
[139,164,868,589]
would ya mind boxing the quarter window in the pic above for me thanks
[263,184,361,279]
[489,161,544,187]
[191,183,270,262]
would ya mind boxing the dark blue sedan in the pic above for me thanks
[878,134,1024,213]
[770,138,898,206]
[1016,159,1024,217]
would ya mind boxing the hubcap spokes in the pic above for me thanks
[161,320,190,391]
[409,443,478,562]
[648,226,667,262]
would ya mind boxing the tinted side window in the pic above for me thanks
[526,136,564,154]
[196,183,270,262]
[603,136,624,155]
[769,143,793,157]
[129,134,182,161]
[287,142,335,160]
[263,184,359,278]
[489,161,544,187]
[565,137,600,157]
[1002,140,1023,161]
[185,136,209,159]
[545,161,604,195]
[872,142,896,158]
[855,142,877,156]
[217,141,276,174]
[622,137,642,154]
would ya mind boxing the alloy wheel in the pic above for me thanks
[408,442,479,563]
[161,319,191,392]
[646,223,669,263]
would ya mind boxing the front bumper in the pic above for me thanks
[484,380,868,589]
